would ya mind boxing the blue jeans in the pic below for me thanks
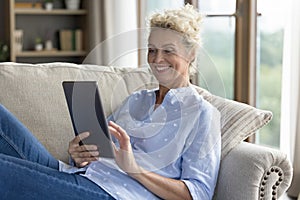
[0,104,114,200]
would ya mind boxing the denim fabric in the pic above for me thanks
[0,104,58,169]
[0,104,114,200]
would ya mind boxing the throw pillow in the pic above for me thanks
[192,85,273,159]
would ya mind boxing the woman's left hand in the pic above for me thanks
[108,121,141,175]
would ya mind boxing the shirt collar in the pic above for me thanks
[151,85,197,104]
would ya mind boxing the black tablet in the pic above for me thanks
[62,81,115,159]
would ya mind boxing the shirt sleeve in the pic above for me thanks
[181,105,221,200]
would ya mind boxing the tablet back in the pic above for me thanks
[62,81,114,159]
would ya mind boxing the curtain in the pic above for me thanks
[83,0,139,67]
[281,0,300,198]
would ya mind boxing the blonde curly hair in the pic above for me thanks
[148,4,203,47]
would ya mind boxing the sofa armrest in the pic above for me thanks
[213,142,293,200]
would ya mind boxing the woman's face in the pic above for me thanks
[147,28,195,89]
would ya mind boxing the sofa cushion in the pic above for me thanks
[192,86,272,159]
[0,62,272,162]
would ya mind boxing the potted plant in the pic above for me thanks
[44,30,53,51]
[35,37,43,51]
[64,0,81,10]
[0,42,9,61]
[44,0,54,10]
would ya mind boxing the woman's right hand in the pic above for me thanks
[68,132,99,168]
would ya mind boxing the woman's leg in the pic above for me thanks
[0,104,58,169]
[0,153,114,200]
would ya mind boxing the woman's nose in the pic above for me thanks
[154,50,164,63]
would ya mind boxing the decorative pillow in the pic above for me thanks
[192,85,273,159]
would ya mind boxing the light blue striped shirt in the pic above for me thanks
[60,86,221,200]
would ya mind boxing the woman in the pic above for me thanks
[0,4,221,200]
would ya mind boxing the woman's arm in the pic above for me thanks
[130,168,192,200]
[108,121,192,200]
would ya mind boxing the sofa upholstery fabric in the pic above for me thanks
[0,62,292,199]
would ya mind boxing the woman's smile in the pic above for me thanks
[155,65,171,73]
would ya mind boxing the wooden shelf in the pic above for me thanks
[14,8,87,15]
[15,50,87,57]
[7,0,88,63]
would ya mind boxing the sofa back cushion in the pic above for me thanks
[0,62,272,162]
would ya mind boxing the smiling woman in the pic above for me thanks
[0,4,221,200]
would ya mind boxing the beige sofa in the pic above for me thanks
[0,62,293,200]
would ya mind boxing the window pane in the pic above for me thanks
[196,17,235,99]
[198,0,236,14]
[256,0,287,148]
[145,0,184,13]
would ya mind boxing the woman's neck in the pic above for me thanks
[155,81,190,105]
[155,86,169,105]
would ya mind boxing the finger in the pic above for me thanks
[75,157,99,168]
[71,132,90,145]
[73,150,100,158]
[109,121,123,131]
[71,151,99,166]
[108,121,130,150]
[109,121,128,139]
[108,126,121,140]
[69,132,92,155]
[78,161,89,168]
[69,145,98,157]
[74,144,98,152]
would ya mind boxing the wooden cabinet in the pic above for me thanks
[7,0,88,63]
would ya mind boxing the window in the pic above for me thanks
[197,0,236,99]
[144,0,183,12]
[256,0,288,148]
[197,0,286,148]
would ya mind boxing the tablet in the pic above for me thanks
[62,81,115,159]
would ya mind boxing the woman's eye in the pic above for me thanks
[148,48,156,54]
[164,49,174,54]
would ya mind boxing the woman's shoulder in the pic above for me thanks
[188,86,220,116]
